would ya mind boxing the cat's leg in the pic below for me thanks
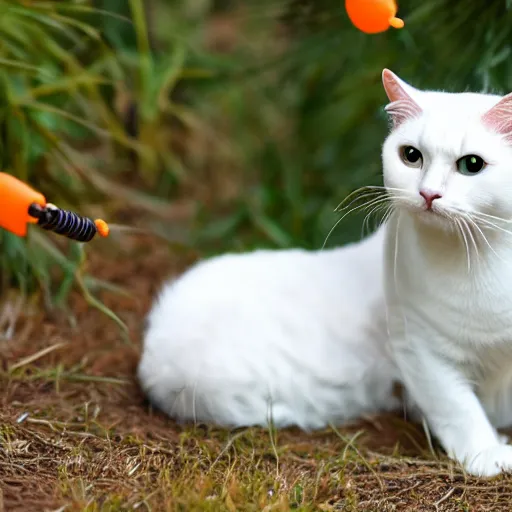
[392,334,512,477]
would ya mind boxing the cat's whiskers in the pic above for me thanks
[461,217,480,263]
[451,216,466,251]
[432,205,512,265]
[392,210,402,307]
[361,202,392,239]
[374,203,395,234]
[386,195,421,213]
[454,217,472,272]
[463,214,505,263]
[467,214,512,239]
[380,207,395,230]
[364,185,409,193]
[467,209,512,226]
[458,208,512,249]
[361,208,376,239]
[335,189,384,213]
[322,194,396,249]
[335,185,409,213]
[327,185,412,248]
[467,216,512,265]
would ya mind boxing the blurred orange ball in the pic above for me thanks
[345,0,404,34]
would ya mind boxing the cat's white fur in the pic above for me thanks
[138,227,398,429]
[138,70,512,477]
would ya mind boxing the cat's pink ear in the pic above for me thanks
[382,69,422,128]
[482,93,512,143]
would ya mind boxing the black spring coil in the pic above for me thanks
[28,204,98,242]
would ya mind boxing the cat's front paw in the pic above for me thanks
[465,445,512,477]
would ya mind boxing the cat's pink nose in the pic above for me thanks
[419,190,442,210]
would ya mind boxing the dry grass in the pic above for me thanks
[2,234,512,512]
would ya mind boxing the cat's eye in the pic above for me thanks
[457,155,486,175]
[400,146,423,168]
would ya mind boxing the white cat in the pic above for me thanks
[138,69,512,477]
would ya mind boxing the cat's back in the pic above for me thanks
[147,227,385,342]
[148,247,332,333]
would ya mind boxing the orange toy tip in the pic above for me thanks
[345,0,404,34]
[389,16,404,29]
[94,219,110,237]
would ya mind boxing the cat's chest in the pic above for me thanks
[409,275,512,348]
[384,221,512,351]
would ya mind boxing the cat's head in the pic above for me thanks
[381,69,512,232]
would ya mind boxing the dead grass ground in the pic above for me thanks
[2,234,512,512]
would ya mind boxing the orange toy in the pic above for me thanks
[0,172,109,241]
[0,172,46,237]
[345,0,404,34]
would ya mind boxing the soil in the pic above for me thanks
[1,233,512,511]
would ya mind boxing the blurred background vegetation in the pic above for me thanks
[1,0,512,305]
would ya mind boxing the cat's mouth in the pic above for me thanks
[396,197,444,215]
[417,205,445,219]
[413,202,467,233]
[389,193,466,232]
[395,198,455,230]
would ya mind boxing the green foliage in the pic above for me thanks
[1,1,119,192]
[97,0,192,184]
